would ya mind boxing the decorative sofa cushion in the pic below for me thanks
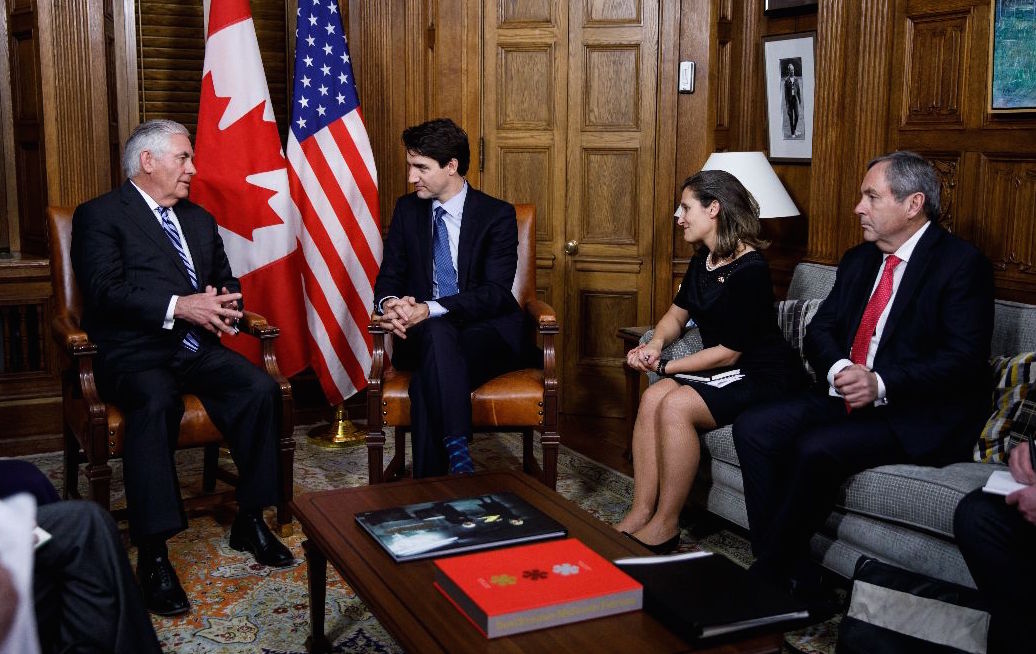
[973,352,1036,463]
[775,298,824,382]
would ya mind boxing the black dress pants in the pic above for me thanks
[393,318,522,478]
[732,390,907,578]
[100,343,281,541]
[34,500,162,654]
[954,488,1035,654]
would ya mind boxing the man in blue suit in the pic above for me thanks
[733,151,994,605]
[71,119,292,616]
[372,118,524,477]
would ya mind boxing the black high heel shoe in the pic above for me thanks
[622,530,681,555]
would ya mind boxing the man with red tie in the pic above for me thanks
[732,151,994,609]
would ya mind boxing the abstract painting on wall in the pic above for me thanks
[989,0,1036,112]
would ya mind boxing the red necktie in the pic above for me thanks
[850,255,902,365]
[845,254,901,412]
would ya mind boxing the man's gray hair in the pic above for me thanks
[122,119,190,179]
[867,151,941,222]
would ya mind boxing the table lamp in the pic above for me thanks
[700,151,799,218]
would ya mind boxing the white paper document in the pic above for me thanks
[0,493,41,654]
[982,470,1028,496]
[675,369,744,387]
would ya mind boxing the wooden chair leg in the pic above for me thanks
[63,426,80,500]
[521,429,535,475]
[366,426,386,484]
[202,443,219,493]
[277,433,295,535]
[85,462,114,512]
[382,428,407,481]
[541,429,559,491]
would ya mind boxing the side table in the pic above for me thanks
[616,325,650,461]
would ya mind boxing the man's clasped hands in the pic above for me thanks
[374,296,431,338]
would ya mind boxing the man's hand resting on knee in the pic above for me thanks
[376,296,429,338]
[174,286,243,335]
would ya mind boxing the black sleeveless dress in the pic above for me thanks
[670,249,807,426]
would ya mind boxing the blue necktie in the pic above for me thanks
[157,207,201,353]
[432,206,458,298]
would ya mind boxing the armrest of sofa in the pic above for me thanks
[641,325,704,385]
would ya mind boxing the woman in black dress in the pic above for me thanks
[614,170,806,553]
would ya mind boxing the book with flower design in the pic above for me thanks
[433,538,643,638]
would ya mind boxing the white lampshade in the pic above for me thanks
[700,151,799,218]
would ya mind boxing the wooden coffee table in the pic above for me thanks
[292,470,782,653]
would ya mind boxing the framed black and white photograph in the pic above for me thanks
[764,33,816,162]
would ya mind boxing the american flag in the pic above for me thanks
[287,0,381,404]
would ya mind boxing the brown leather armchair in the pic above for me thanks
[47,206,295,532]
[365,204,560,489]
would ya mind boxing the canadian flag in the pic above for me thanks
[191,0,309,378]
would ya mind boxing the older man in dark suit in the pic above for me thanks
[733,151,994,606]
[71,119,292,616]
[372,118,525,478]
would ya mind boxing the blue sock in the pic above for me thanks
[445,435,474,474]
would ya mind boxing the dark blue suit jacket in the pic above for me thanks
[373,187,523,353]
[71,181,239,373]
[804,222,994,461]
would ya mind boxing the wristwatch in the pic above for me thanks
[374,296,397,316]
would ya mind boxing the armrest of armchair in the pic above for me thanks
[367,318,388,382]
[52,314,96,357]
[526,299,558,334]
[239,310,279,339]
[51,314,104,415]
[524,299,558,403]
[235,311,290,407]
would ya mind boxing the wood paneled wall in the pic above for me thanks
[720,0,1036,304]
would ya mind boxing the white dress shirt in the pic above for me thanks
[827,220,931,405]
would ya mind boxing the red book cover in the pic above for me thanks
[433,538,643,638]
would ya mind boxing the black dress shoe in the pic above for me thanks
[229,512,294,567]
[137,550,190,616]
[622,530,681,555]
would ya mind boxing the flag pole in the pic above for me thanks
[309,402,364,447]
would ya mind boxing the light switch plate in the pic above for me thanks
[679,61,695,93]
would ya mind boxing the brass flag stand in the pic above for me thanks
[308,402,364,448]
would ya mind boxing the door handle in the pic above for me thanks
[564,240,579,255]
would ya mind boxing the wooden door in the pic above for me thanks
[482,0,661,416]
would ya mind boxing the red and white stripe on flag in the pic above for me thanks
[287,0,381,405]
[192,0,310,379]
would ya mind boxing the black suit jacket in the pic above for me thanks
[71,181,239,373]
[373,187,523,352]
[804,222,994,461]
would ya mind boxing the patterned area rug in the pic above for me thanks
[22,427,840,653]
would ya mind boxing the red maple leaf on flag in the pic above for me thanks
[192,73,286,241]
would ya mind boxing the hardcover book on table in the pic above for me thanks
[354,492,567,562]
[434,538,643,638]
[614,551,809,643]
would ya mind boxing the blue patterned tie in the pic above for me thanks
[157,207,201,352]
[432,206,458,298]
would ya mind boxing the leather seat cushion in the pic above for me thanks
[381,368,546,427]
[68,395,224,456]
